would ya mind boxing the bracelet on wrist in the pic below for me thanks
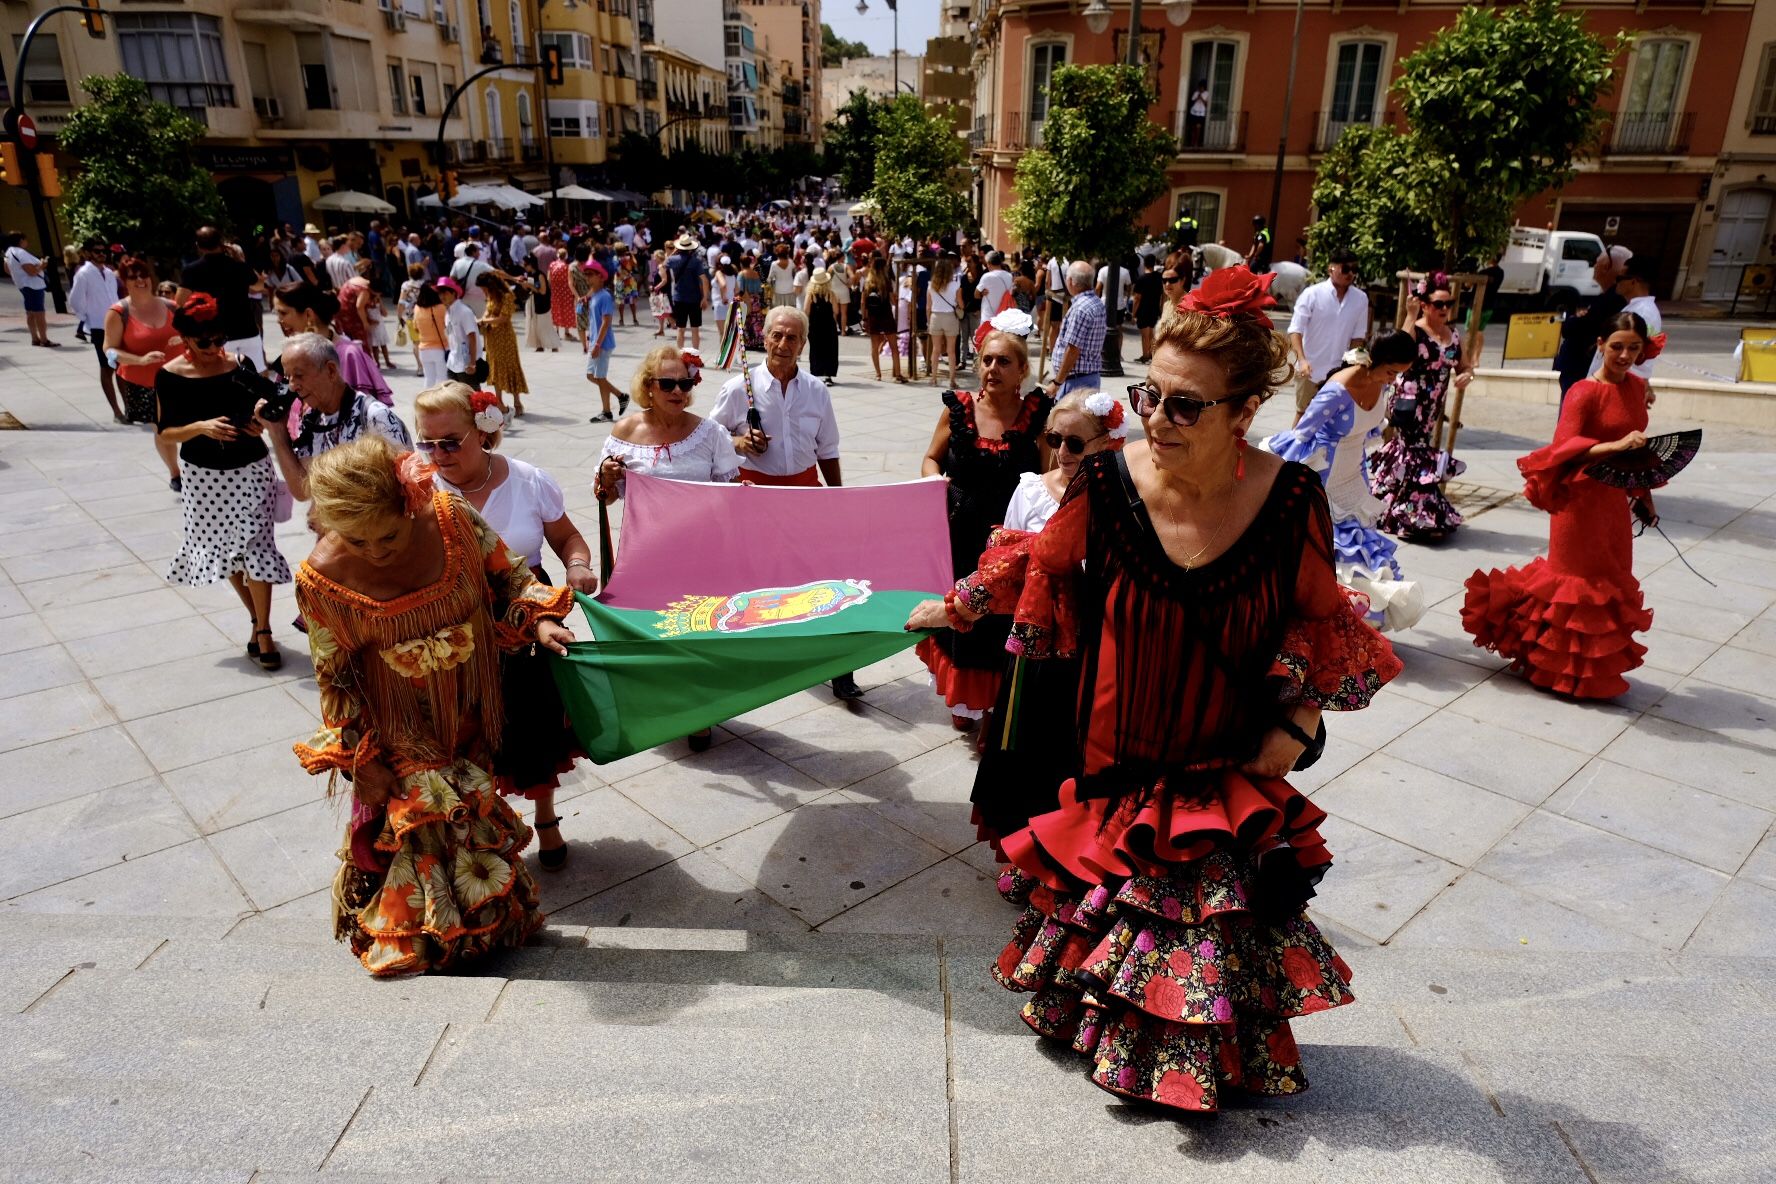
[566,559,592,570]
[1275,716,1315,750]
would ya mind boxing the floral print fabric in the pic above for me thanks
[1370,327,1466,538]
[994,848,1354,1111]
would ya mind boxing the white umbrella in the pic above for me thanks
[312,189,396,214]
[771,199,792,208]
[848,200,878,217]
[489,184,546,210]
[550,185,612,201]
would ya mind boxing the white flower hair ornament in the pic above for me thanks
[987,308,1035,338]
[469,390,505,433]
[1342,346,1372,369]
[1081,390,1130,441]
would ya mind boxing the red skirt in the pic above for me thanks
[1461,558,1651,699]
[992,773,1352,1113]
[740,465,821,487]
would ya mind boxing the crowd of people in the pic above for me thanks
[2,192,1679,1116]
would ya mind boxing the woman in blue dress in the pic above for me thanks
[1263,330,1425,631]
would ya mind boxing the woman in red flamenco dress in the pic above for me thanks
[906,268,1402,1114]
[1462,312,1657,699]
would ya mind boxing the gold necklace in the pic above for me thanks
[449,454,499,495]
[1156,487,1234,571]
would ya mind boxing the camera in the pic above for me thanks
[257,381,298,425]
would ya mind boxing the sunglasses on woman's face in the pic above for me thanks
[1127,383,1239,427]
[1162,274,1182,284]
[1043,430,1106,455]
[652,377,695,392]
[187,335,228,350]
[414,436,467,454]
[1426,298,1455,310]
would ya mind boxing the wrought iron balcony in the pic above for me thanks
[1604,110,1694,155]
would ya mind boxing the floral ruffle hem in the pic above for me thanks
[333,757,545,976]
[1460,557,1652,699]
[993,784,1354,1112]
[1370,440,1464,539]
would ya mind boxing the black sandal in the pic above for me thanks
[253,628,282,671]
[534,817,566,870]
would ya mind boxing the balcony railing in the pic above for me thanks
[1605,110,1694,155]
[1312,110,1394,152]
[639,21,655,41]
[520,134,542,162]
[147,82,237,112]
[640,79,658,100]
[448,139,519,166]
[1170,109,1246,153]
[968,114,992,149]
[513,44,537,65]
[447,139,487,165]
[1000,110,1045,150]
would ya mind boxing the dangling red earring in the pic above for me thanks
[1234,429,1248,481]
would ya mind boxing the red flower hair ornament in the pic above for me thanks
[179,292,221,323]
[468,389,505,433]
[1177,266,1277,321]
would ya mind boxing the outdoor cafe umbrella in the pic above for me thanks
[312,189,396,215]
[847,200,878,217]
[550,185,614,201]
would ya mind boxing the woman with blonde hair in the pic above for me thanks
[414,381,594,868]
[595,346,742,751]
[803,267,841,386]
[294,434,575,975]
[914,328,1051,730]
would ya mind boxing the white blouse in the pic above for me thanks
[1003,471,1061,533]
[437,456,565,569]
[599,415,742,493]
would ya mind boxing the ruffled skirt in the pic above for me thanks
[1369,439,1464,539]
[992,774,1353,1112]
[166,457,291,588]
[1333,518,1424,632]
[915,614,1013,717]
[334,757,545,976]
[1460,557,1651,699]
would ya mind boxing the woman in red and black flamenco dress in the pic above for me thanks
[908,269,1401,1113]
[914,330,1052,731]
[1462,312,1657,699]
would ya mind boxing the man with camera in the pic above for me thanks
[256,332,412,502]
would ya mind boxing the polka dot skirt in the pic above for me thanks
[165,456,292,588]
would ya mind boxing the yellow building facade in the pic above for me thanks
[645,43,730,154]
[537,0,641,170]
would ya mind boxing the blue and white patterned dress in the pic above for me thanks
[1263,380,1424,632]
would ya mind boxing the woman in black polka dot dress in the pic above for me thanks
[154,294,292,669]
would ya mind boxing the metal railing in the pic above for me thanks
[1605,110,1694,155]
[640,79,658,100]
[147,81,237,112]
[1312,109,1393,152]
[968,113,992,149]
[1170,109,1246,152]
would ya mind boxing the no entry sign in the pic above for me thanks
[14,113,37,151]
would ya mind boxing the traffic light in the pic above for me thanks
[36,153,61,198]
[0,142,19,187]
[543,44,564,86]
[80,0,105,38]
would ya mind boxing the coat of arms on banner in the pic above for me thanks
[654,579,873,637]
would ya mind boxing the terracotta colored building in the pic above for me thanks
[966,0,1756,298]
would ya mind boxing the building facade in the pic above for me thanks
[740,0,821,141]
[968,0,1756,299]
[820,52,924,115]
[644,42,731,153]
[1690,0,1776,300]
[538,0,641,173]
[0,0,559,233]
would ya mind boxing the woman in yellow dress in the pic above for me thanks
[292,436,575,976]
[476,272,529,415]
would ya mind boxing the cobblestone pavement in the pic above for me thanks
[2,309,1773,1182]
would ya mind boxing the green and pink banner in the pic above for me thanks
[551,472,952,762]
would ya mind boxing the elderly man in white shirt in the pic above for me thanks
[709,304,861,699]
[1287,248,1371,422]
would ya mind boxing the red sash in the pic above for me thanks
[740,465,821,487]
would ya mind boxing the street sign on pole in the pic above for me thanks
[14,113,38,151]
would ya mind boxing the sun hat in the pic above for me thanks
[303,223,322,236]
[674,233,700,251]
[584,261,609,279]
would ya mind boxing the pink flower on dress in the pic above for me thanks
[1133,930,1157,954]
[1211,996,1234,1023]
[1197,938,1217,960]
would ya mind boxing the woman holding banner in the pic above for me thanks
[915,330,1051,733]
[417,382,597,871]
[293,436,574,975]
[907,268,1401,1113]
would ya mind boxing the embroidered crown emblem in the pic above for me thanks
[653,579,872,637]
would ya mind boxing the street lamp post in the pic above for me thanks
[854,0,898,94]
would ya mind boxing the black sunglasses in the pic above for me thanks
[653,377,695,392]
[187,335,228,349]
[1426,298,1455,310]
[1043,429,1107,455]
[1127,383,1239,427]
[1162,274,1182,284]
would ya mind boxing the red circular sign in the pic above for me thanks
[15,114,37,151]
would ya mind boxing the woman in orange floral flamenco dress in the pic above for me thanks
[1462,311,1657,699]
[906,268,1401,1113]
[292,436,576,976]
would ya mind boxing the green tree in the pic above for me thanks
[867,93,970,241]
[1395,0,1623,269]
[1003,64,1174,263]
[821,23,871,67]
[613,130,667,198]
[57,73,222,268]
[1304,125,1440,285]
[1306,0,1624,277]
[823,88,886,196]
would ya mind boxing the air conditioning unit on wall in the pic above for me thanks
[385,8,408,31]
[443,22,461,42]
